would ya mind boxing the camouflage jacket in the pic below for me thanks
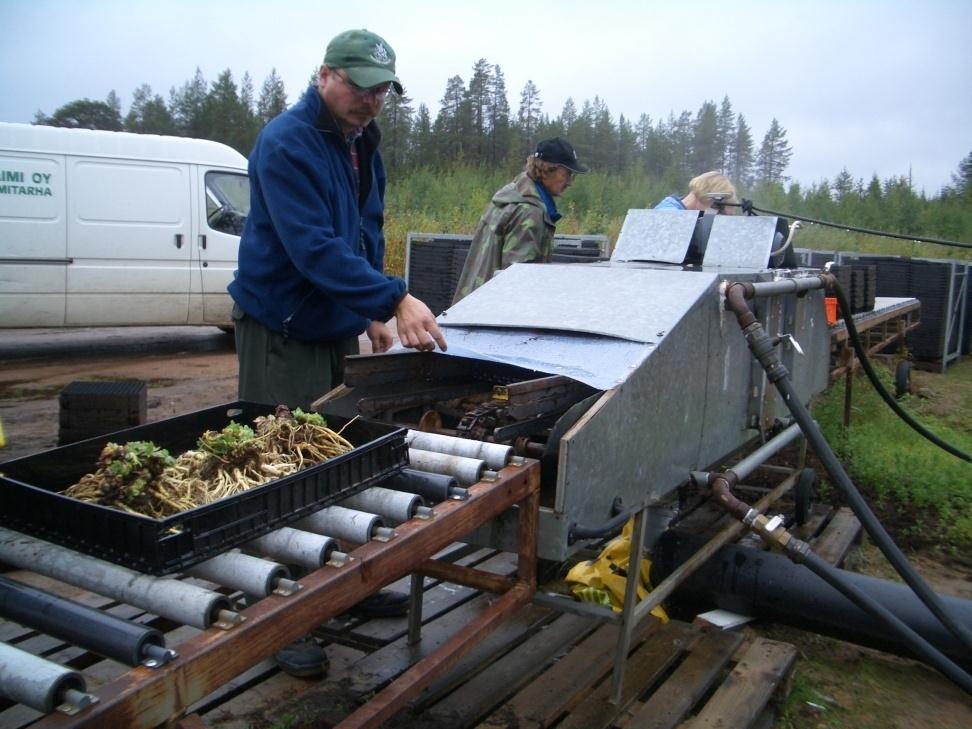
[452,172,556,303]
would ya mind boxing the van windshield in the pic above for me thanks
[206,171,250,236]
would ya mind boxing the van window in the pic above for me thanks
[206,171,249,236]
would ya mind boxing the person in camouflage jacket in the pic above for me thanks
[452,137,588,303]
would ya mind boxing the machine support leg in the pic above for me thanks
[610,505,649,705]
[407,573,424,646]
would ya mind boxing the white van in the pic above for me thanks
[0,122,249,328]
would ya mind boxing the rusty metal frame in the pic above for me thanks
[829,300,920,426]
[34,461,540,729]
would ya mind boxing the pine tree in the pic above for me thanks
[516,80,542,155]
[257,69,288,126]
[755,118,792,184]
[715,96,735,173]
[728,113,754,187]
[169,68,208,137]
[948,150,972,197]
[692,100,720,172]
[379,90,414,175]
[433,75,468,162]
[125,84,176,135]
[487,64,512,169]
[466,59,491,165]
[409,104,435,168]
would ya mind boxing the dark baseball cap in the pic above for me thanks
[324,29,403,94]
[535,137,589,173]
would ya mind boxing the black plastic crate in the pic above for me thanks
[0,402,407,575]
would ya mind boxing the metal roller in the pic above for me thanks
[0,527,231,630]
[0,576,174,668]
[244,527,338,571]
[295,506,389,544]
[0,641,92,714]
[385,468,469,502]
[340,486,429,525]
[186,551,293,597]
[407,449,490,485]
[406,430,513,470]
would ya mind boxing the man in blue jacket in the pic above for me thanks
[230,28,447,411]
[229,28,447,677]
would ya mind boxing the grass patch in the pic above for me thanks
[812,358,972,552]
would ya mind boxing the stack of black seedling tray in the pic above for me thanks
[0,402,407,575]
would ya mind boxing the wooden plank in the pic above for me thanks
[347,592,508,697]
[811,507,862,566]
[686,637,796,729]
[476,620,656,729]
[625,629,743,729]
[556,621,697,729]
[412,603,553,710]
[420,613,597,727]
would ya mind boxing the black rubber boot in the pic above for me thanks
[274,636,330,678]
[350,589,409,618]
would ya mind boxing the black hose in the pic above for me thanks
[796,548,972,696]
[725,284,972,656]
[774,353,972,655]
[831,278,971,462]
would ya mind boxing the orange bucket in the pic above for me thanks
[825,297,838,325]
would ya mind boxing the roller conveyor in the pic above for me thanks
[0,457,540,728]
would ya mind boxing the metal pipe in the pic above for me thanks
[340,486,428,525]
[185,552,292,597]
[725,281,972,655]
[631,470,799,626]
[719,422,802,482]
[0,527,231,629]
[295,505,389,544]
[384,468,468,502]
[406,430,513,470]
[741,275,828,298]
[407,449,487,485]
[243,527,338,572]
[0,641,91,714]
[653,532,972,670]
[0,576,174,668]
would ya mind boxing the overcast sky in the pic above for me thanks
[2,0,969,194]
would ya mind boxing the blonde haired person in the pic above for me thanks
[655,171,737,214]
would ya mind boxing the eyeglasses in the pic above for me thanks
[335,70,391,100]
[562,167,576,180]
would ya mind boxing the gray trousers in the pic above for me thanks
[233,304,359,410]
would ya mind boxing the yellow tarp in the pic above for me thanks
[565,517,669,621]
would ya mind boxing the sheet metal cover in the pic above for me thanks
[702,215,778,269]
[611,209,700,263]
[434,329,654,390]
[440,263,718,344]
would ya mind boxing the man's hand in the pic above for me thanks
[395,294,448,352]
[366,320,394,353]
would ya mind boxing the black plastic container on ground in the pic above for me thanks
[58,379,147,446]
[0,402,407,575]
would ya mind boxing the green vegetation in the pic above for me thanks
[812,360,972,552]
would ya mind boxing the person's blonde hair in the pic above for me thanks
[688,171,738,205]
[525,155,561,182]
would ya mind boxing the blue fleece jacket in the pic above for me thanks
[229,85,406,342]
[655,195,687,210]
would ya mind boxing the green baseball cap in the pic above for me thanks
[324,29,403,94]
